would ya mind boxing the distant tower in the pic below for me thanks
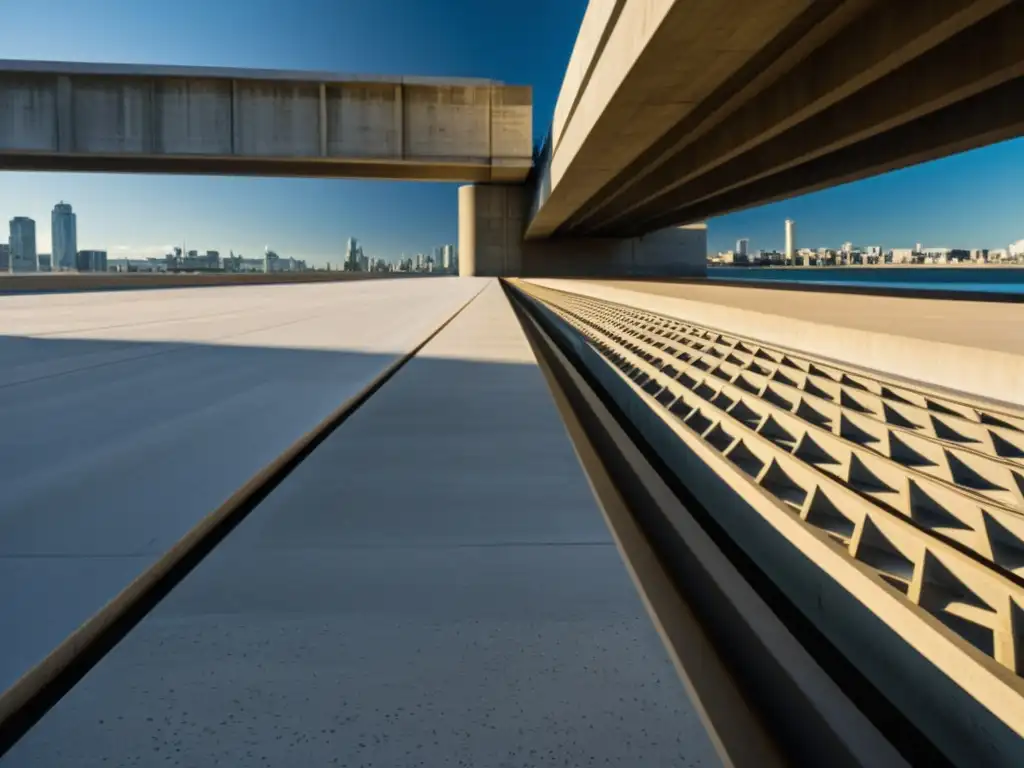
[736,238,749,258]
[784,220,795,264]
[9,217,37,273]
[51,201,77,271]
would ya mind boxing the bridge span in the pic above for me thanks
[0,60,533,182]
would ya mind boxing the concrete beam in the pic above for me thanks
[636,75,1024,232]
[606,3,1024,234]
[529,0,1018,240]
[0,61,532,182]
[528,0,814,238]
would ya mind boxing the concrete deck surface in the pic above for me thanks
[2,280,717,767]
[0,277,484,692]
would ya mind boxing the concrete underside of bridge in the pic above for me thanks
[530,0,1024,238]
[458,183,707,278]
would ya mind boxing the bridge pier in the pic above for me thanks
[458,184,707,278]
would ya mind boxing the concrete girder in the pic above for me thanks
[526,0,816,238]
[0,61,533,182]
[608,2,1024,235]
[538,0,1012,238]
[635,76,1024,232]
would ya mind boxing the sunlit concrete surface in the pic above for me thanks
[0,277,485,693]
[526,278,1024,408]
[2,281,718,767]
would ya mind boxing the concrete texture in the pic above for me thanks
[0,60,532,182]
[0,270,431,294]
[529,0,1020,237]
[521,284,1024,766]
[0,277,485,693]
[1,281,718,767]
[526,278,1024,408]
[459,183,707,277]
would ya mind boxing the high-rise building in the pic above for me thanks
[51,201,77,271]
[784,220,795,263]
[441,243,456,273]
[9,217,37,272]
[0,243,9,272]
[76,250,108,272]
[736,238,749,257]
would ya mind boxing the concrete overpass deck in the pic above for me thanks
[0,281,716,767]
[0,278,484,693]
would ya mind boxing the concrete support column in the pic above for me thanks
[458,184,524,277]
[459,183,708,278]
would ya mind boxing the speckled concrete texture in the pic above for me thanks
[2,281,717,767]
[0,277,485,691]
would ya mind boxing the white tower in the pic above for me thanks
[784,219,795,264]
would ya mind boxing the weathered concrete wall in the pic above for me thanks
[458,184,707,278]
[0,62,532,182]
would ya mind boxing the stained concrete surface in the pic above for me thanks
[0,277,485,692]
[2,281,718,767]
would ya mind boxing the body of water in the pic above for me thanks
[707,266,1024,295]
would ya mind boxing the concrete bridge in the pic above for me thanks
[1,1,1023,765]
[0,60,533,182]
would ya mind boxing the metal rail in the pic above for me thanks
[510,279,1024,767]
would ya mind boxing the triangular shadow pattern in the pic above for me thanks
[907,480,971,531]
[804,488,856,541]
[888,432,936,468]
[760,460,807,509]
[946,451,1006,492]
[847,454,896,494]
[981,510,1024,573]
[854,517,914,592]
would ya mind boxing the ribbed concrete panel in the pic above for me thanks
[521,281,1024,765]
[402,84,491,160]
[326,83,401,158]
[155,79,232,155]
[0,75,56,151]
[233,81,320,157]
[71,77,152,154]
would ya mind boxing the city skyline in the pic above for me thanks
[1,0,1023,261]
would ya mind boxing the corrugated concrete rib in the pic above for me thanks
[1,280,718,767]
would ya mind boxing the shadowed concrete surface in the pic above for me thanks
[1,281,718,767]
[0,278,485,692]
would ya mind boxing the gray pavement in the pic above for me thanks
[3,280,718,767]
[0,277,485,692]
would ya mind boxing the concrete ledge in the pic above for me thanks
[525,278,1024,408]
[0,271,431,294]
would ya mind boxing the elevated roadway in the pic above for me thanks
[0,278,484,692]
[0,60,532,182]
[528,0,1024,237]
[1,281,718,767]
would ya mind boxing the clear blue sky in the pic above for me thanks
[1,0,1022,263]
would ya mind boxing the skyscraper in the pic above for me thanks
[784,219,795,263]
[736,238,749,257]
[51,201,77,271]
[9,217,37,273]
